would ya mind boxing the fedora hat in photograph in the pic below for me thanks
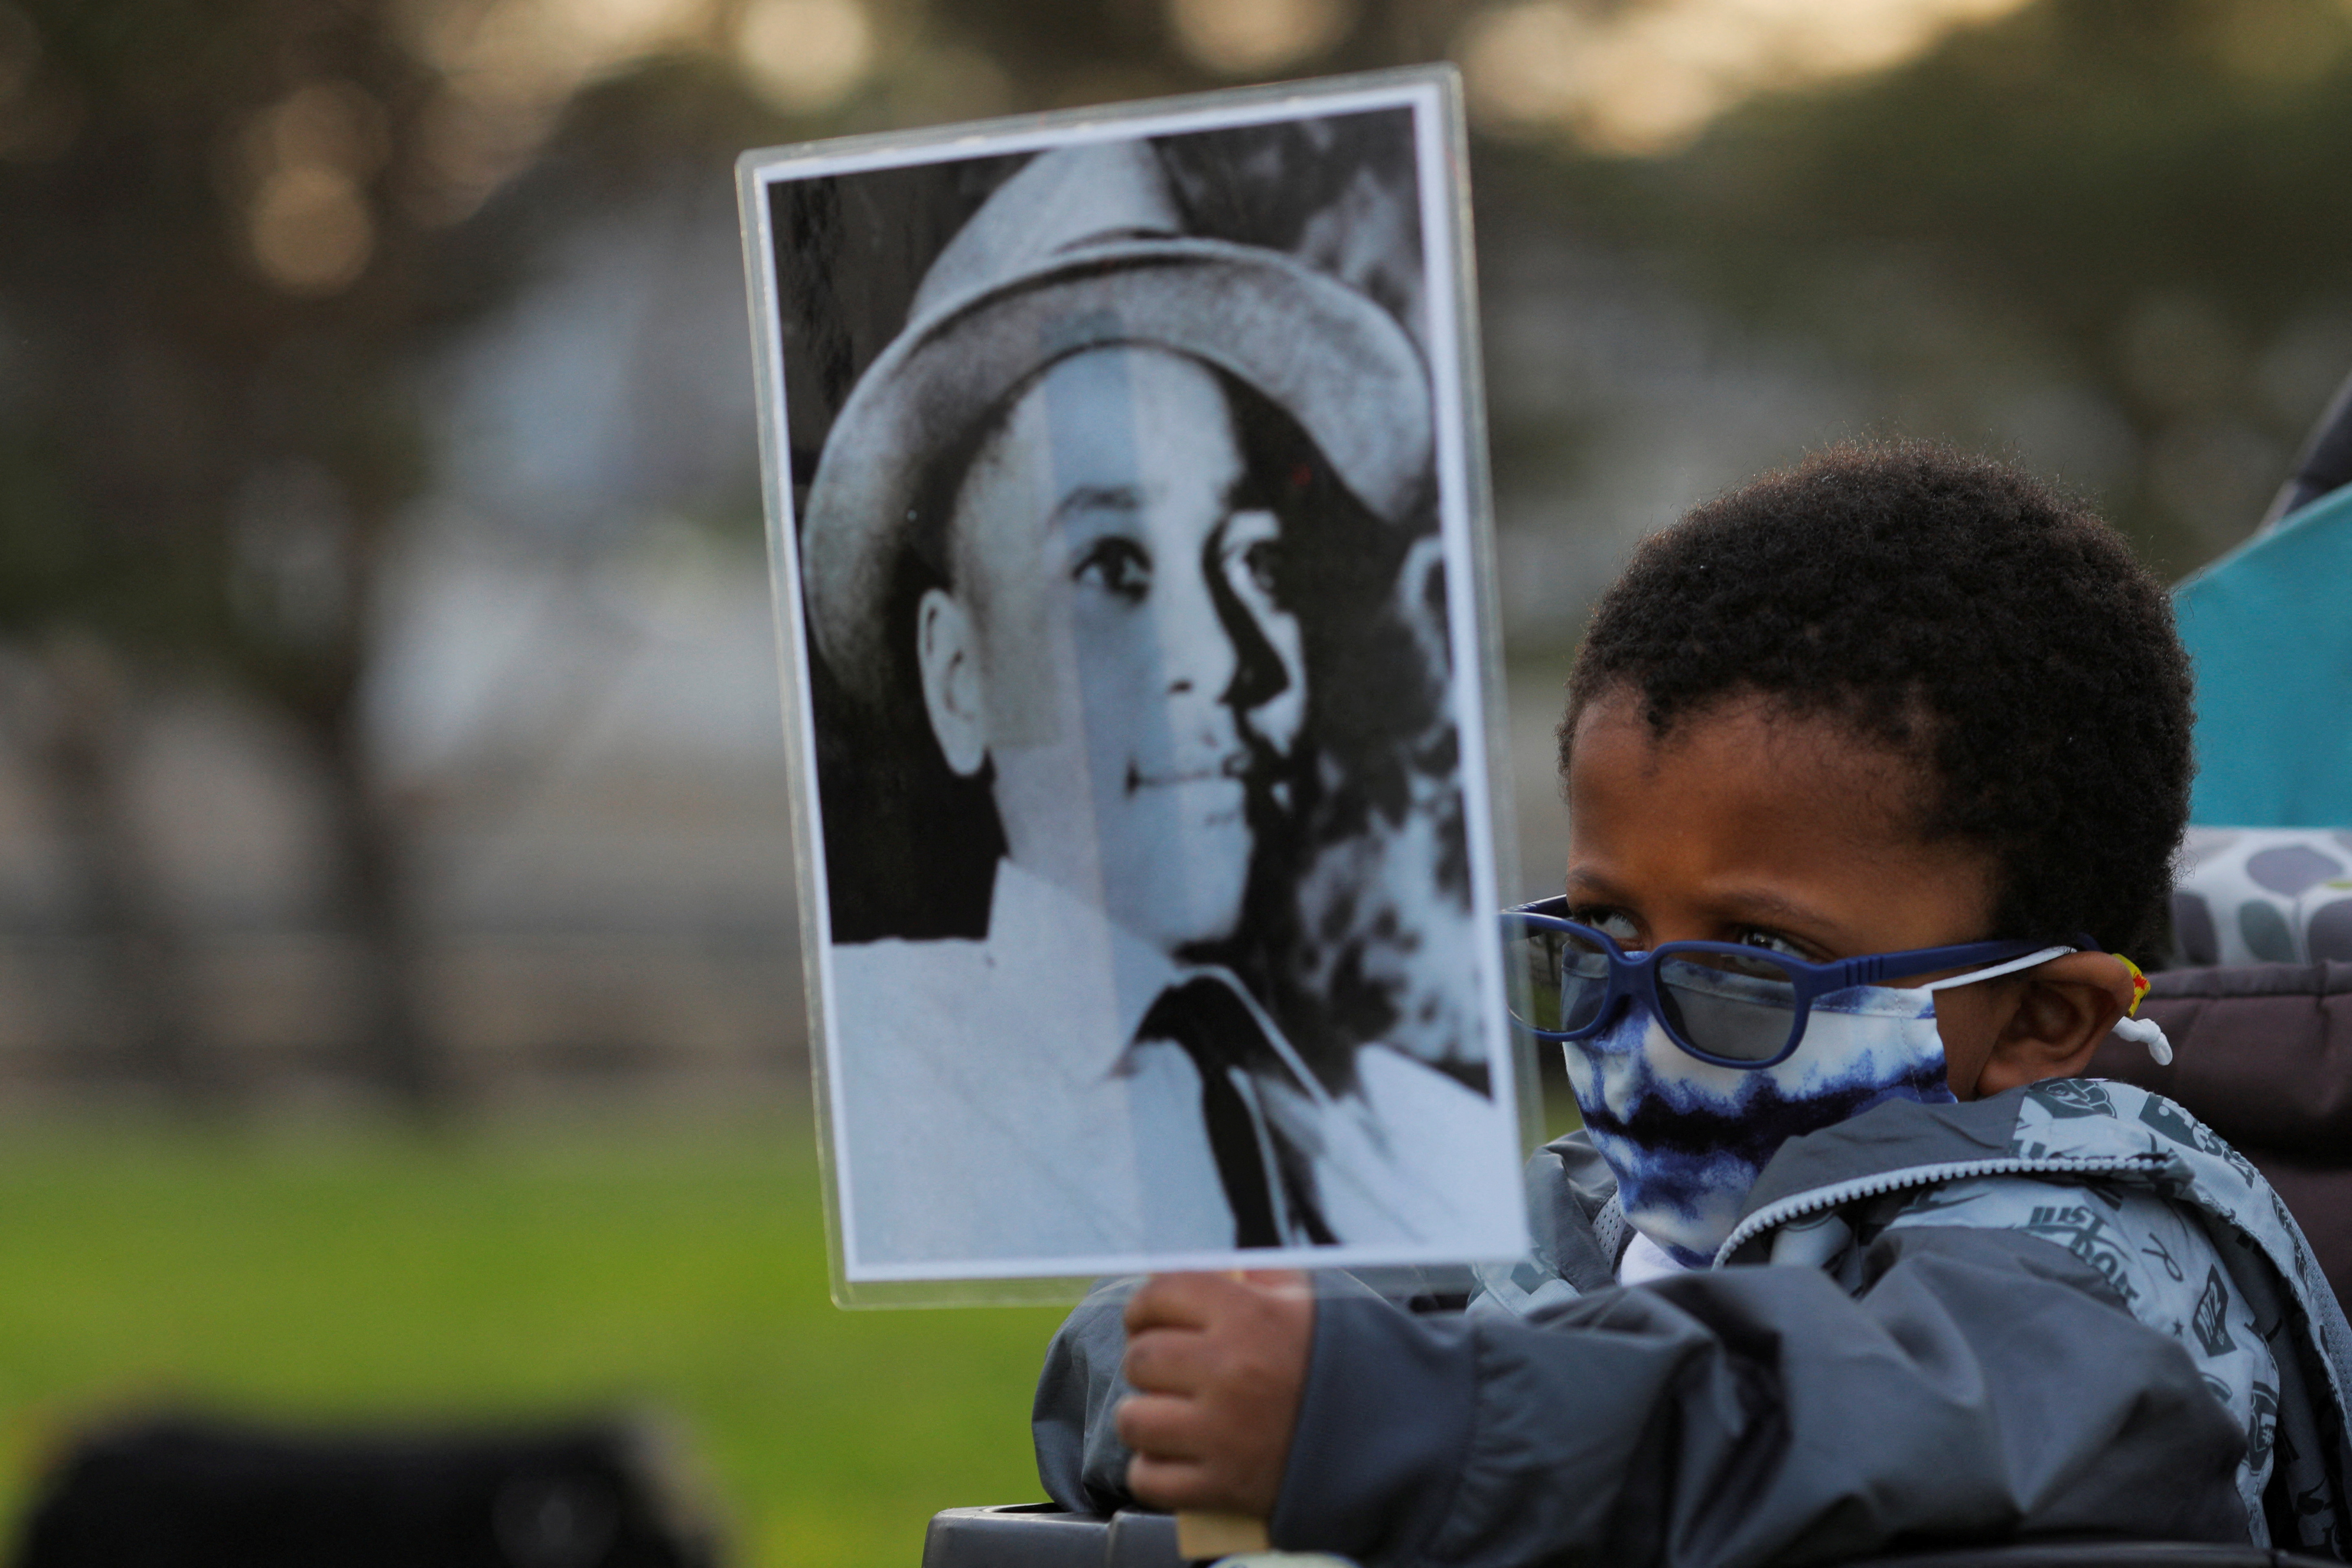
[797,137,1436,709]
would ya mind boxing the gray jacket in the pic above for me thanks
[1032,1080,2352,1568]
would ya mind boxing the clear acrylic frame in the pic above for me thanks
[736,65,1543,1307]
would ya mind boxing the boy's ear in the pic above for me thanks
[1972,953,2139,1098]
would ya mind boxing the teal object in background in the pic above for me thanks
[2176,483,2352,825]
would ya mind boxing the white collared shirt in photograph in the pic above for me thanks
[831,859,1517,1269]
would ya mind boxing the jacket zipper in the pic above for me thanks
[1714,1151,2179,1267]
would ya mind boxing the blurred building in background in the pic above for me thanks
[4,0,2350,1112]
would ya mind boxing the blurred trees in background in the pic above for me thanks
[0,0,504,1105]
[0,0,789,1108]
[4,0,2352,1109]
[1534,0,2352,582]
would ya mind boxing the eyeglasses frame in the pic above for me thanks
[1502,895,2054,1070]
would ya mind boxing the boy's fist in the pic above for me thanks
[1116,1270,1314,1518]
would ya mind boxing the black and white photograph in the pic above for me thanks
[740,73,1529,1283]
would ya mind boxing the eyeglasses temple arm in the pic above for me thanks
[1838,944,2073,990]
[1914,946,2075,991]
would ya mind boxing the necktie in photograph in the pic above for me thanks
[1138,973,1304,1248]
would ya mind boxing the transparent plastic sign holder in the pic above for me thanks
[737,66,1537,1306]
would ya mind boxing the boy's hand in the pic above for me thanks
[1116,1269,1314,1518]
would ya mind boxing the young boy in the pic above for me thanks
[1030,442,2352,1566]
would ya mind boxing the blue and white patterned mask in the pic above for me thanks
[1562,970,1961,1269]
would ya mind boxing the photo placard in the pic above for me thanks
[738,67,1534,1302]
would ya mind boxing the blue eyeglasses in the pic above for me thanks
[1500,896,2059,1070]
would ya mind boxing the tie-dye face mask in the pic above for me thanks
[1562,969,1969,1269]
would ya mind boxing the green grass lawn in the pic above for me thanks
[0,1112,1067,1567]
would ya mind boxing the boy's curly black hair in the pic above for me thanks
[1561,440,2194,962]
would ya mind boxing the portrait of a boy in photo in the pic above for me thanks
[758,99,1527,1277]
[1037,444,2352,1566]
